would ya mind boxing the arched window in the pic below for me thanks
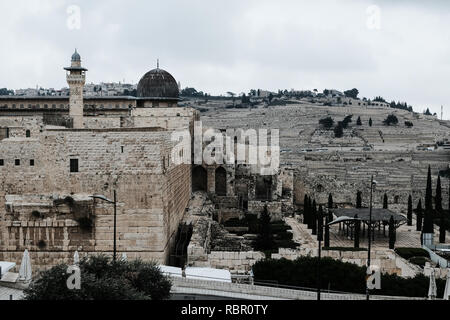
[215,167,227,196]
[394,195,400,204]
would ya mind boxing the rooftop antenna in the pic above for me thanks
[157,59,159,69]
[441,105,443,120]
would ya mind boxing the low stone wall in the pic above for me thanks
[187,244,264,274]
[271,248,420,277]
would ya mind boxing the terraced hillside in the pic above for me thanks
[199,100,450,214]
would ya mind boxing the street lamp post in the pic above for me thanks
[90,191,117,262]
[317,206,324,301]
[366,175,376,300]
[113,190,117,262]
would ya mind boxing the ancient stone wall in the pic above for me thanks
[0,126,192,270]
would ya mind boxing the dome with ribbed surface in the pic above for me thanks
[137,68,179,98]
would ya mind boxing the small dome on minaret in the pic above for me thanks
[71,49,81,62]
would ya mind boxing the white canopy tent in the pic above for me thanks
[159,265,183,278]
[185,267,232,283]
[0,261,16,278]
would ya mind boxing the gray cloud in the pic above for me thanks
[0,0,449,118]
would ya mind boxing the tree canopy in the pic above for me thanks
[23,255,172,300]
[344,88,359,99]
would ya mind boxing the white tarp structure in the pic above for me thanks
[121,253,127,261]
[159,265,182,278]
[73,251,80,265]
[19,249,32,282]
[443,269,450,300]
[0,261,16,277]
[428,269,437,300]
[185,267,232,283]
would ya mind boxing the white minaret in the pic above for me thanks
[64,49,87,128]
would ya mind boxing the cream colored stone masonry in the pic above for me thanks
[0,108,196,272]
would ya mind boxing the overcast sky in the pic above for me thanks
[1,0,449,119]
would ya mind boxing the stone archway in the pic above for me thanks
[192,166,207,192]
[215,166,227,196]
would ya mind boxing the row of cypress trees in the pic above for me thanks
[303,194,334,247]
[416,165,448,243]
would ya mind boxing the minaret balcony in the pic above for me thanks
[66,74,86,83]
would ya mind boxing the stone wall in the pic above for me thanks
[0,123,193,271]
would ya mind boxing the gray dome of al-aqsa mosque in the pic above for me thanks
[137,63,179,99]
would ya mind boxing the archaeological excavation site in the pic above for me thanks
[0,48,449,301]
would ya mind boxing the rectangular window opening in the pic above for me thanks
[70,159,79,173]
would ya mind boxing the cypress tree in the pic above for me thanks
[304,194,309,226]
[328,193,333,209]
[369,118,373,127]
[436,175,442,213]
[356,116,362,126]
[255,205,274,250]
[407,195,413,226]
[388,215,396,249]
[312,200,317,235]
[324,215,330,248]
[383,193,388,209]
[354,215,360,248]
[439,214,446,243]
[327,193,334,222]
[423,165,434,233]
[356,191,362,208]
[306,196,312,229]
[436,176,445,243]
[416,199,423,231]
[317,205,324,241]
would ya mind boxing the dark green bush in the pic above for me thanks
[323,247,367,252]
[275,231,293,240]
[408,256,428,268]
[23,255,172,300]
[252,256,445,297]
[395,247,430,260]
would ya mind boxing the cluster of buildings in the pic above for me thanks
[10,82,138,98]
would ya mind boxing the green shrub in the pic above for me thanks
[319,117,334,129]
[383,114,399,126]
[322,247,367,252]
[252,256,445,297]
[274,231,293,240]
[23,255,172,300]
[408,256,428,268]
[394,247,429,260]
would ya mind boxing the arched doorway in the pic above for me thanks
[192,166,207,192]
[215,166,227,196]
